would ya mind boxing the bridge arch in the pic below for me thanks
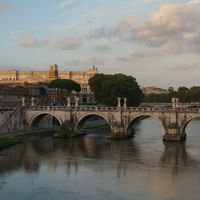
[181,114,200,135]
[29,112,63,129]
[126,113,165,134]
[75,113,112,134]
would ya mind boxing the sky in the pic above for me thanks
[0,0,200,88]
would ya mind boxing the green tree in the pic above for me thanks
[48,79,81,105]
[48,79,81,92]
[178,87,189,93]
[144,86,200,103]
[189,86,200,102]
[89,73,143,106]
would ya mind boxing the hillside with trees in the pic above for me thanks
[144,86,200,103]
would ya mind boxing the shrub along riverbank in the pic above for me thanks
[0,130,58,151]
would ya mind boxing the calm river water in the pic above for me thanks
[1,118,200,200]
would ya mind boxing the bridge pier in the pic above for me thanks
[107,125,132,139]
[163,129,186,142]
[163,113,186,142]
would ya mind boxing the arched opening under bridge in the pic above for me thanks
[181,116,200,160]
[183,117,200,141]
[76,114,111,137]
[30,113,61,131]
[126,115,165,142]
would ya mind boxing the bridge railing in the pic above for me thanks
[127,107,200,112]
[26,106,200,113]
[26,106,118,111]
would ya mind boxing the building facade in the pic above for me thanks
[0,65,98,106]
[0,64,97,92]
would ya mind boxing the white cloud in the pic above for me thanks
[90,3,200,54]
[56,0,78,8]
[187,0,200,5]
[135,3,200,51]
[0,1,13,11]
[57,37,82,50]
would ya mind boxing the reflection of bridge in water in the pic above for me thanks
[0,134,199,199]
[0,137,196,177]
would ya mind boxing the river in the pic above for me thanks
[0,117,200,200]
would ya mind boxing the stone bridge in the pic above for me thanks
[23,105,200,141]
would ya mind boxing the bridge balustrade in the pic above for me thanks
[26,105,200,113]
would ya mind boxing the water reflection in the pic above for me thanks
[161,142,191,167]
[0,136,198,176]
[0,118,200,200]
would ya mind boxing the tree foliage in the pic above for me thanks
[48,79,81,92]
[144,86,200,103]
[39,87,47,96]
[89,73,143,106]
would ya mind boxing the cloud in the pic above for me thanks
[134,3,200,52]
[57,37,82,50]
[18,37,50,48]
[0,1,13,11]
[65,56,109,66]
[167,62,200,71]
[118,51,145,62]
[187,0,200,5]
[56,0,78,8]
[94,44,111,51]
[89,16,136,40]
[90,3,200,54]
[18,38,40,47]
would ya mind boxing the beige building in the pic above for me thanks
[0,64,98,94]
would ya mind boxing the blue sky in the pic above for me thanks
[0,0,200,88]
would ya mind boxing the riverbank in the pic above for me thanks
[0,123,109,150]
[0,130,58,151]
